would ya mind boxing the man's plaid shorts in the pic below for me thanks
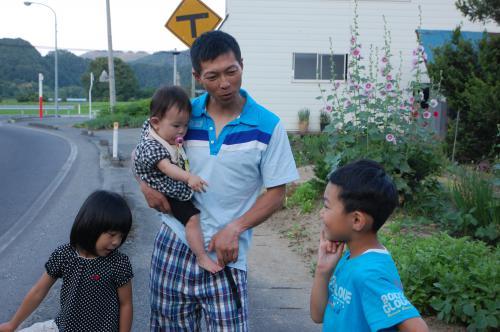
[150,223,249,331]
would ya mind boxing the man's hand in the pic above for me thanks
[139,181,171,213]
[316,229,345,276]
[207,223,241,266]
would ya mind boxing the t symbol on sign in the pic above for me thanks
[176,13,209,38]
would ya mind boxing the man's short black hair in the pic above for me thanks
[190,30,242,74]
[70,190,133,255]
[150,85,192,119]
[328,159,398,232]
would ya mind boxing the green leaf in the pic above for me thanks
[463,303,475,316]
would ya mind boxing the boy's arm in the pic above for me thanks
[397,317,429,332]
[310,234,345,323]
[117,281,133,332]
[0,272,56,331]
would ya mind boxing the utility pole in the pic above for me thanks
[172,49,180,86]
[106,0,116,112]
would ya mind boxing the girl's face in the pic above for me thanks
[95,231,124,257]
[150,105,190,145]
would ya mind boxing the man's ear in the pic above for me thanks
[351,211,369,232]
[192,69,201,82]
[239,58,244,70]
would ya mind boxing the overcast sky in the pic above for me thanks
[0,0,226,55]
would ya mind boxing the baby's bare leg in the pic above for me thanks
[185,215,223,273]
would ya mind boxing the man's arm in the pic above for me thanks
[131,148,171,213]
[397,317,429,332]
[208,184,286,266]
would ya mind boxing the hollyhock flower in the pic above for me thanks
[386,134,395,143]
[351,47,361,58]
[381,56,388,64]
[399,104,407,111]
[408,96,415,104]
[334,81,341,89]
[434,111,439,118]
[385,83,393,91]
[386,74,393,81]
[325,105,333,112]
[353,83,360,90]
[364,82,374,92]
[430,99,438,108]
[423,111,431,119]
[412,111,419,118]
[351,36,356,45]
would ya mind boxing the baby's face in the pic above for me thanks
[152,106,190,145]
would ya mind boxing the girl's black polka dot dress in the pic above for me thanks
[45,244,133,332]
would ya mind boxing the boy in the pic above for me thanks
[310,159,429,331]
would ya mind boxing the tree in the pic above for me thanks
[455,0,500,24]
[81,57,140,102]
[427,28,500,162]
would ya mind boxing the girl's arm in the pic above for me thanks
[157,160,207,192]
[117,281,133,332]
[0,272,56,331]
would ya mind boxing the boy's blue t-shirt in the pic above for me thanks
[323,249,420,332]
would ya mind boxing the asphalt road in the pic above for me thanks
[0,124,70,236]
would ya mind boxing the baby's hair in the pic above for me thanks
[328,159,398,232]
[70,190,132,255]
[150,86,192,119]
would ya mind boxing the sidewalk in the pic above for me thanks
[92,126,320,331]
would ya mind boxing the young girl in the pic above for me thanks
[134,85,222,273]
[0,190,134,332]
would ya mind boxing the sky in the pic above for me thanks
[0,0,226,55]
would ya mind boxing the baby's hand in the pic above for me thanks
[187,174,208,192]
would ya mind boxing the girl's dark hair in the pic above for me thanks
[190,30,242,74]
[70,190,132,255]
[328,159,398,232]
[150,86,192,119]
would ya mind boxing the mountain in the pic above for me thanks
[81,50,150,62]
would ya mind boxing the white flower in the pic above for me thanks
[430,99,438,108]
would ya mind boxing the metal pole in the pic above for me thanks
[172,49,180,86]
[38,73,43,119]
[24,2,58,117]
[113,122,119,160]
[89,72,94,119]
[106,0,116,112]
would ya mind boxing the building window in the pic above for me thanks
[293,53,347,81]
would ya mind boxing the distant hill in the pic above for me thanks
[81,50,150,62]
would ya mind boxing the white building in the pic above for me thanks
[221,0,499,131]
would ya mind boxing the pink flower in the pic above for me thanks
[351,47,361,58]
[430,99,438,108]
[385,83,393,91]
[353,83,360,90]
[351,36,356,45]
[434,111,439,118]
[325,105,333,112]
[399,104,407,111]
[334,81,341,89]
[409,96,415,104]
[386,74,393,81]
[423,111,431,119]
[364,82,374,92]
[343,100,352,108]
[381,56,388,63]
[386,134,396,143]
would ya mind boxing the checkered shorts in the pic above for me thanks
[150,224,248,331]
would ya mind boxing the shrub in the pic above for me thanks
[381,232,500,330]
[318,4,445,203]
[289,134,330,167]
[446,166,499,244]
[286,182,321,213]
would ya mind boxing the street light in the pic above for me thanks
[24,1,59,117]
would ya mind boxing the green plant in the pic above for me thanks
[381,232,500,330]
[298,108,310,122]
[317,3,445,202]
[289,134,330,167]
[447,166,499,243]
[286,182,321,213]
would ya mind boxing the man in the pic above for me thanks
[138,31,298,331]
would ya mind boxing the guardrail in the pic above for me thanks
[0,105,74,110]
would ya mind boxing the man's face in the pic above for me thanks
[194,51,243,106]
[320,183,353,242]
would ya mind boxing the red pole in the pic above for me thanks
[38,73,44,119]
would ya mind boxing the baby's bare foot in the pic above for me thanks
[197,255,223,273]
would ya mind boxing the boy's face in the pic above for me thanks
[320,183,354,242]
[150,105,190,145]
[193,51,243,107]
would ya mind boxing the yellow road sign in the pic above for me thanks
[165,0,222,48]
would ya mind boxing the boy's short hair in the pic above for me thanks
[190,30,242,74]
[70,190,133,255]
[150,86,192,119]
[328,159,398,232]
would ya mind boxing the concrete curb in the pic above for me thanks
[28,122,59,130]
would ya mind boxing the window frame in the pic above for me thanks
[292,52,348,83]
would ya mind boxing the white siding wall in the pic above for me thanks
[221,0,499,131]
